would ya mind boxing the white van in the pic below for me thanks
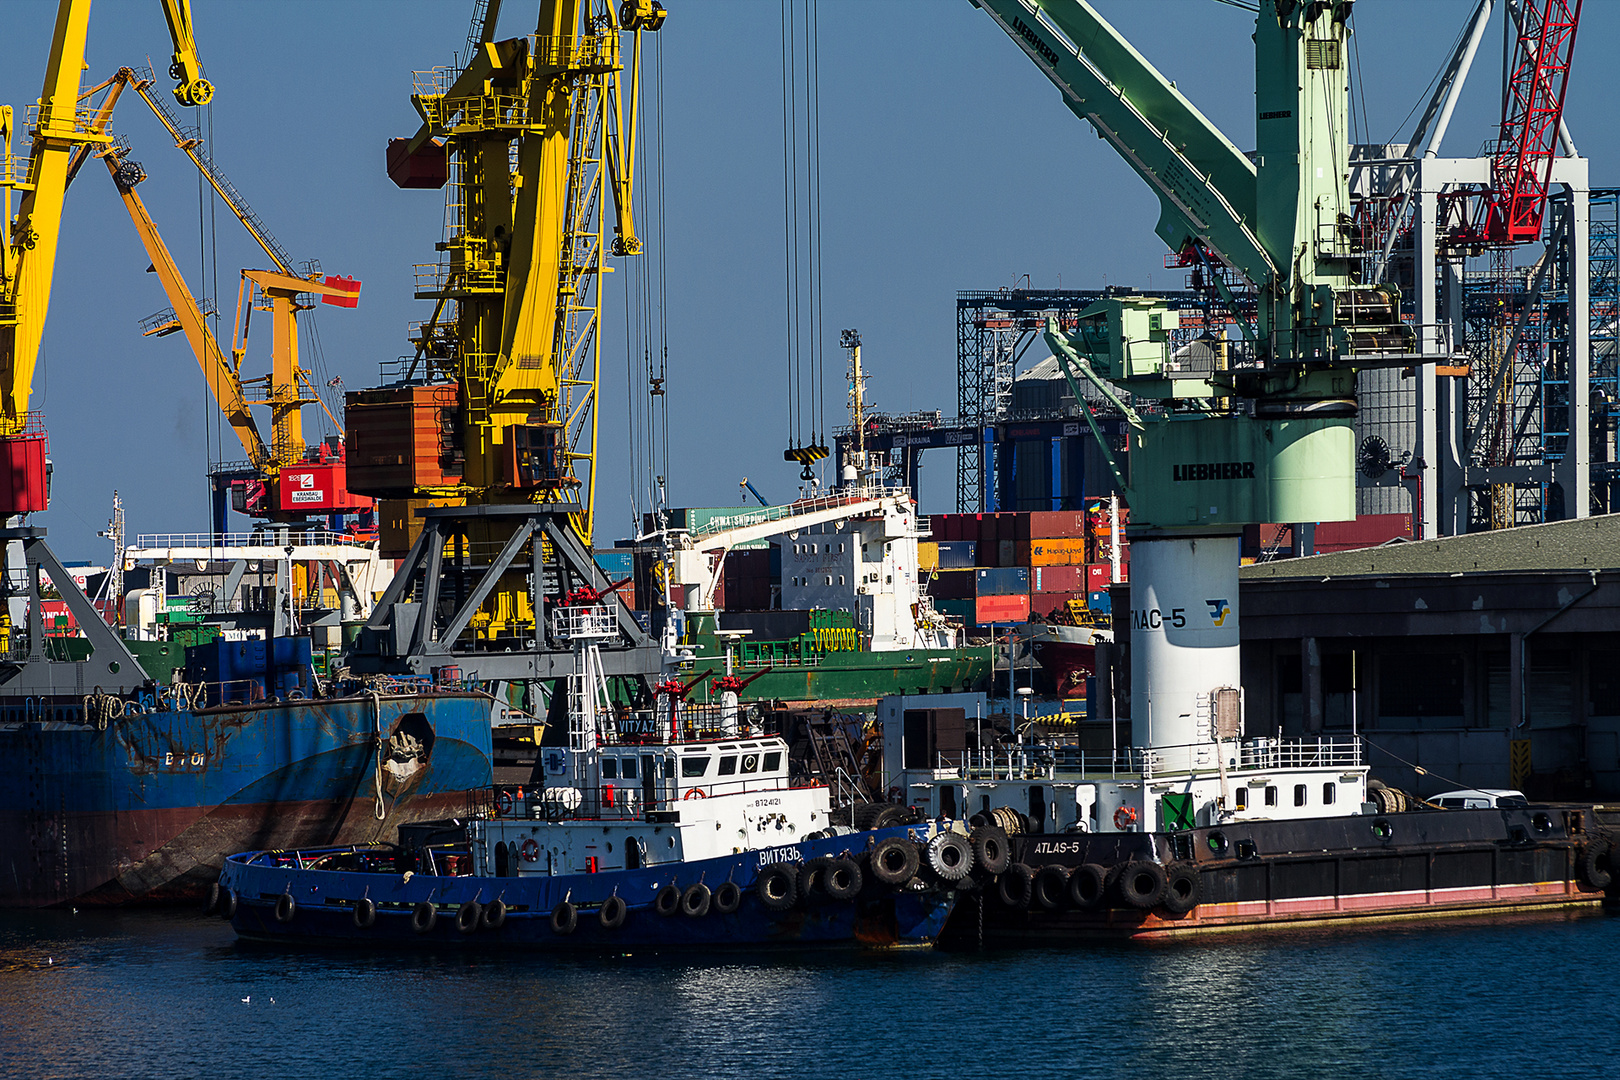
[1428,788,1527,810]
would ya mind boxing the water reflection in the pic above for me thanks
[0,909,1613,1079]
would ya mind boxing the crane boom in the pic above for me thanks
[1,1,218,456]
[972,0,1272,284]
[101,147,270,471]
[1482,0,1581,244]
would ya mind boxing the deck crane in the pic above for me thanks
[345,0,665,678]
[971,1,1451,764]
[63,65,370,527]
[0,1,214,516]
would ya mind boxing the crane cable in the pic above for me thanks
[781,0,826,482]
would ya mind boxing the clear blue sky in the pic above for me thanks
[6,0,1616,560]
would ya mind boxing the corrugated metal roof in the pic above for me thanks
[1240,514,1620,579]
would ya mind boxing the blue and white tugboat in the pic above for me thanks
[218,603,975,949]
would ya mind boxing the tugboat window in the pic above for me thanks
[602,759,618,779]
[1265,786,1278,807]
[718,756,738,776]
[1293,784,1306,807]
[1322,783,1336,805]
[621,758,638,779]
[741,754,759,773]
[680,757,710,777]
[1236,788,1249,810]
[763,751,782,771]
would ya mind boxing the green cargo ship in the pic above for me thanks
[678,610,991,703]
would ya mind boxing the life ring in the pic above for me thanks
[520,838,541,863]
[683,788,707,800]
[496,790,514,816]
[1113,805,1139,831]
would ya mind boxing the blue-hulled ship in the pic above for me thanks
[0,529,496,908]
[214,602,972,950]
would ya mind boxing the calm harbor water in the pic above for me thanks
[0,907,1613,1079]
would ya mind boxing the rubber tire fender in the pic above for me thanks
[411,901,437,934]
[1118,860,1167,909]
[799,856,835,899]
[274,893,297,924]
[969,825,1011,876]
[353,897,378,929]
[869,837,920,887]
[550,900,578,935]
[871,805,911,830]
[1161,862,1202,914]
[681,882,712,918]
[997,862,1035,909]
[219,888,237,920]
[925,832,974,882]
[757,864,799,911]
[1068,863,1107,909]
[1582,838,1614,890]
[712,880,742,915]
[481,898,507,930]
[654,882,682,917]
[203,882,221,916]
[1033,864,1070,911]
[599,894,627,930]
[824,857,863,901]
[456,900,482,934]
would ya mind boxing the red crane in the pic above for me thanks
[1456,0,1582,246]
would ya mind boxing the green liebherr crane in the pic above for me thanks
[973,0,1434,759]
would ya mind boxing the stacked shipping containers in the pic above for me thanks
[924,503,1127,630]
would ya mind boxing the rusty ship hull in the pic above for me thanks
[0,691,494,908]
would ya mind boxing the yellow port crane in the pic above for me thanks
[64,64,367,522]
[348,0,663,645]
[0,0,216,514]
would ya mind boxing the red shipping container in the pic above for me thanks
[1315,513,1413,552]
[977,514,997,547]
[1034,565,1081,593]
[1027,510,1086,539]
[975,592,1030,624]
[1086,563,1111,592]
[1030,590,1084,617]
[0,435,49,514]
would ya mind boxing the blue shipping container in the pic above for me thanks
[935,541,978,569]
[593,550,635,578]
[1087,590,1112,613]
[976,566,1030,596]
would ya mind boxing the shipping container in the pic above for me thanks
[977,514,997,547]
[996,539,1016,568]
[975,567,1030,596]
[1086,563,1113,592]
[1033,565,1082,593]
[1029,537,1088,566]
[593,549,636,578]
[1087,590,1112,613]
[1315,513,1414,552]
[1025,510,1086,539]
[935,541,978,569]
[1030,590,1082,618]
[344,384,462,496]
[929,569,976,600]
[975,592,1031,624]
[918,542,939,571]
